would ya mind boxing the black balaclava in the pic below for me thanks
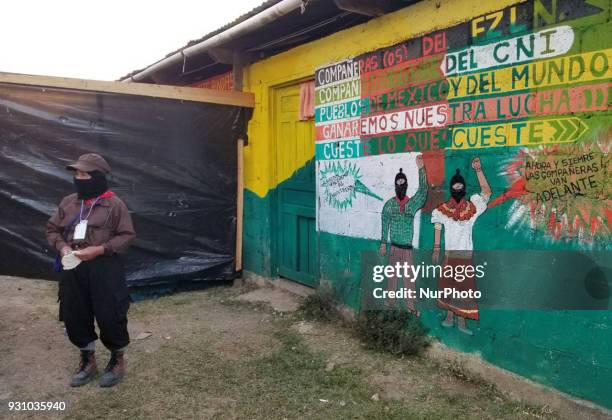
[450,169,466,202]
[395,168,408,200]
[74,170,108,200]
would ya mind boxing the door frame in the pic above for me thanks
[269,78,319,286]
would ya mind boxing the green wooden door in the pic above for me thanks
[274,84,318,287]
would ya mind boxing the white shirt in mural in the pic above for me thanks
[431,193,488,251]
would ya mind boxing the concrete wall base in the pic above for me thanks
[426,341,612,419]
[241,271,315,297]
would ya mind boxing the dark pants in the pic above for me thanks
[59,255,130,351]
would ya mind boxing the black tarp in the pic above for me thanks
[0,82,250,287]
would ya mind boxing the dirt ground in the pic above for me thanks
[0,275,575,419]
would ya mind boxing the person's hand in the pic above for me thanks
[416,155,424,169]
[471,157,482,171]
[74,246,104,261]
[432,247,440,263]
[379,243,387,256]
[60,246,72,256]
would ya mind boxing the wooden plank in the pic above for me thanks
[235,138,245,271]
[0,72,254,108]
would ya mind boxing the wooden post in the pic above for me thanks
[236,138,244,272]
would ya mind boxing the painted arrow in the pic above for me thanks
[354,179,383,201]
[546,117,588,144]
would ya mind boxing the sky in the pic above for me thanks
[0,0,266,81]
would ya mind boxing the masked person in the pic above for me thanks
[46,153,135,387]
[379,155,428,314]
[431,157,491,335]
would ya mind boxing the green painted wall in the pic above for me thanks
[243,189,273,277]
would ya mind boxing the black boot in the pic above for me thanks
[99,351,125,388]
[70,350,98,387]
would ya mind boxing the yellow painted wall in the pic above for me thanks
[242,0,528,198]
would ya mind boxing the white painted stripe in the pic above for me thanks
[315,96,362,108]
[442,26,574,76]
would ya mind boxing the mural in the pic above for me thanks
[490,143,610,242]
[315,0,610,333]
[319,161,381,211]
[379,155,427,314]
[431,157,491,334]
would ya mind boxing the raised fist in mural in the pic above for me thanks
[416,154,424,169]
[431,247,440,264]
[471,157,482,171]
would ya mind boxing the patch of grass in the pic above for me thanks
[440,359,494,390]
[236,328,422,419]
[62,321,421,420]
[218,296,274,313]
[434,360,559,418]
[298,290,430,359]
[299,287,341,322]
[354,310,430,357]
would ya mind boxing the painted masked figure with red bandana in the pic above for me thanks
[431,157,491,335]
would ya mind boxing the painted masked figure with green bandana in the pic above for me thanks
[379,155,428,314]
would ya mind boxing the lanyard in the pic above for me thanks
[79,197,101,223]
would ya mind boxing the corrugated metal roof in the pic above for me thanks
[120,0,283,80]
[178,0,283,52]
[121,0,418,83]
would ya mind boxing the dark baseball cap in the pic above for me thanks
[66,153,111,173]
